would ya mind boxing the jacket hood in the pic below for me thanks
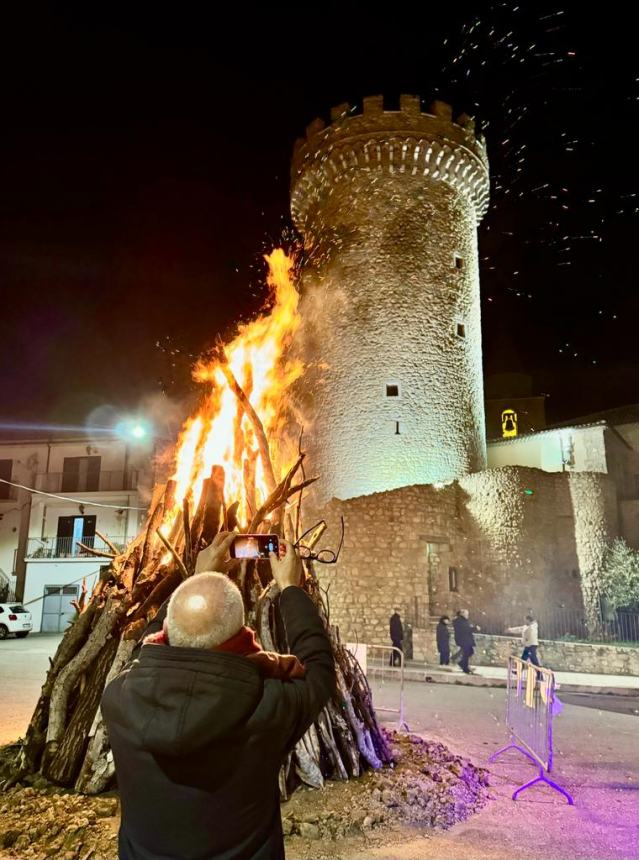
[115,644,264,757]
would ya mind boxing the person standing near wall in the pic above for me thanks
[453,609,479,674]
[389,607,404,666]
[506,614,541,668]
[436,616,451,665]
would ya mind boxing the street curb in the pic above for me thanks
[404,668,639,697]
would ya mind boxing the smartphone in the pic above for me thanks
[230,534,279,560]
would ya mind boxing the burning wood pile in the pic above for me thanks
[6,250,392,797]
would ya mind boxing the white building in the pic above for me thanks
[0,433,153,632]
[487,416,639,549]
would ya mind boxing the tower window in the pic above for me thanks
[448,566,459,592]
[385,383,400,398]
[394,421,402,435]
[454,254,463,270]
[456,323,466,338]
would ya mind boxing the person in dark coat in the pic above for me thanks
[389,607,404,666]
[436,616,451,665]
[452,608,479,674]
[101,533,335,860]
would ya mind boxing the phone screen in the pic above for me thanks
[231,534,279,560]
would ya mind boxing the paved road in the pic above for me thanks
[0,633,62,745]
[560,692,639,717]
[2,635,638,859]
[349,679,639,860]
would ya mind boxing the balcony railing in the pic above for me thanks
[35,470,139,494]
[26,535,128,560]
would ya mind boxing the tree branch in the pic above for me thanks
[217,352,277,496]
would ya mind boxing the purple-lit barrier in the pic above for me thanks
[490,655,574,804]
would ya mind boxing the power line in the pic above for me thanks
[0,477,147,511]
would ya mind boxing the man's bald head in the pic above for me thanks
[166,572,244,650]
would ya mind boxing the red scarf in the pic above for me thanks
[143,626,305,680]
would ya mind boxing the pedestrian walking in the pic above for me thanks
[436,616,451,665]
[452,609,479,674]
[389,607,404,666]
[506,613,541,669]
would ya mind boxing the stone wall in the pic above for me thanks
[312,465,607,648]
[413,628,639,676]
[315,484,452,647]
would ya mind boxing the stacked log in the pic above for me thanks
[5,369,392,797]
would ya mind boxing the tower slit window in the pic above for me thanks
[385,383,401,398]
[448,566,459,592]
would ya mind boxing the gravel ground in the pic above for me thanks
[0,731,489,860]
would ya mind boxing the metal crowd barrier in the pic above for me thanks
[349,644,409,731]
[490,655,573,804]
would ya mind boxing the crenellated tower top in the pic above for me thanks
[291,94,489,231]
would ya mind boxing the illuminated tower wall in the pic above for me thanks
[291,94,490,501]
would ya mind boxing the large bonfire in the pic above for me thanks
[8,249,391,796]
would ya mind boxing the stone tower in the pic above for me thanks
[291,95,490,502]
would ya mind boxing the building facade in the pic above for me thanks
[0,434,152,632]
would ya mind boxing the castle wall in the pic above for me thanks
[313,466,613,648]
[292,96,489,504]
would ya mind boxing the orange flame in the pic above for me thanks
[168,248,302,525]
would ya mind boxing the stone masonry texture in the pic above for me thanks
[290,97,620,661]
[291,95,490,504]
[312,466,617,651]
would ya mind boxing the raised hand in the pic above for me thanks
[195,531,238,574]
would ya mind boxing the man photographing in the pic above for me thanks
[101,535,335,860]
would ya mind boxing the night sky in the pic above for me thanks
[1,3,636,432]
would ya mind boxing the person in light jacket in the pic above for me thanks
[506,614,541,668]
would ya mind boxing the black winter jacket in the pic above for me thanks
[436,621,450,652]
[389,613,403,643]
[452,615,477,649]
[101,587,335,860]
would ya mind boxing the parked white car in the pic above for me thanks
[0,603,32,639]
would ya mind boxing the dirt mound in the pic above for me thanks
[282,730,489,849]
[0,731,489,859]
